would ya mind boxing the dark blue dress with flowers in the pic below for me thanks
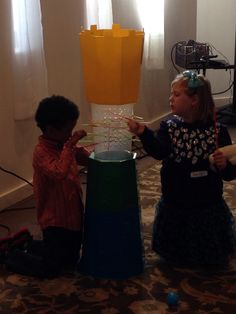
[139,116,236,267]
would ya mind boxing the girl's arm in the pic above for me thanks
[127,119,171,160]
[212,149,227,170]
[213,125,236,180]
[127,119,145,136]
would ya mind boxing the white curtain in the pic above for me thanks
[136,0,164,69]
[11,0,48,120]
[85,0,113,29]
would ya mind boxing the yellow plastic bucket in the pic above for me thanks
[80,24,144,105]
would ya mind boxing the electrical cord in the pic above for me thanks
[0,165,33,187]
[0,165,34,234]
[207,43,233,98]
[0,206,35,214]
[0,223,10,234]
[170,43,182,74]
[212,81,234,95]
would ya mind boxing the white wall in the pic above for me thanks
[197,0,236,107]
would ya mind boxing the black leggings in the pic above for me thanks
[5,227,82,278]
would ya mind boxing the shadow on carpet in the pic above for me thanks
[0,161,236,314]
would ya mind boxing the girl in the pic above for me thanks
[128,71,236,268]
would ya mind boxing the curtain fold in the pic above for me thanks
[136,0,164,70]
[85,0,113,29]
[11,0,48,120]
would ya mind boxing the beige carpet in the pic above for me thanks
[0,160,236,314]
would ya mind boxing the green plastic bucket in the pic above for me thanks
[79,150,144,279]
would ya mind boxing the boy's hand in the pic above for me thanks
[66,130,87,148]
[212,149,227,170]
[127,119,145,136]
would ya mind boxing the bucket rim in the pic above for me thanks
[90,150,137,162]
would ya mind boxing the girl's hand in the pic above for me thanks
[66,130,87,148]
[127,119,145,136]
[212,149,227,170]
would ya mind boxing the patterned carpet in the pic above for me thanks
[0,161,236,314]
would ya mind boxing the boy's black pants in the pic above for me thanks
[5,227,82,278]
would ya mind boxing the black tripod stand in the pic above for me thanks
[189,58,235,124]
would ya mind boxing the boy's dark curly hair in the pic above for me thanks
[35,95,79,132]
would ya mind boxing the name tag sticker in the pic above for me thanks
[190,170,208,178]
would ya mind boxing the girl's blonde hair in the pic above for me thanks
[172,71,215,124]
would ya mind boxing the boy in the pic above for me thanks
[5,95,90,277]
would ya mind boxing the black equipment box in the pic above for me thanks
[175,40,210,68]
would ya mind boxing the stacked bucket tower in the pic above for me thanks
[79,24,145,279]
